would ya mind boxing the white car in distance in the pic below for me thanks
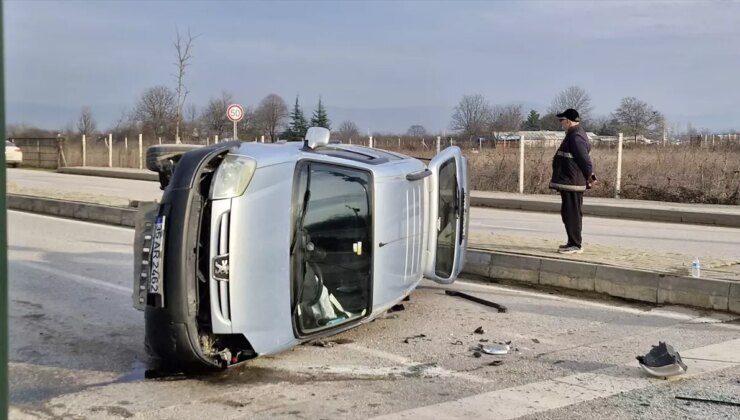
[133,127,469,372]
[5,140,23,167]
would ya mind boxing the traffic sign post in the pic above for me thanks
[226,104,245,140]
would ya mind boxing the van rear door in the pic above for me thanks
[423,146,469,284]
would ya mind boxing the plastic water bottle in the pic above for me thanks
[691,257,701,278]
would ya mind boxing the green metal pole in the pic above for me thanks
[1,2,9,417]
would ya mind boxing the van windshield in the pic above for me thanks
[291,162,372,335]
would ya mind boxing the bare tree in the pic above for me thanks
[450,94,492,138]
[200,92,233,138]
[253,94,289,142]
[336,120,360,142]
[406,124,427,137]
[613,96,663,143]
[133,86,176,139]
[173,28,198,144]
[76,107,97,136]
[548,86,593,121]
[490,104,524,133]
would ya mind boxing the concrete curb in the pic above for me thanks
[463,249,739,314]
[9,192,737,314]
[7,194,137,227]
[58,167,159,182]
[470,193,740,228]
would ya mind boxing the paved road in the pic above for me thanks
[8,211,740,419]
[7,168,162,202]
[8,168,740,260]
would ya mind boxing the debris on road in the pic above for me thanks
[473,326,485,334]
[531,338,540,343]
[310,338,354,348]
[389,304,405,313]
[637,342,687,378]
[445,290,508,313]
[477,343,510,355]
[403,334,430,344]
[488,360,503,366]
[675,396,740,407]
[473,351,482,358]
[450,340,463,346]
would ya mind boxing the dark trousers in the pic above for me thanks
[560,191,583,247]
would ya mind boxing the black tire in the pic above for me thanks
[145,144,202,173]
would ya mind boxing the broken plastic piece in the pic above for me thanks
[445,290,508,313]
[488,360,503,366]
[637,342,687,377]
[674,396,740,407]
[478,343,510,355]
[389,303,405,313]
[403,334,428,344]
[474,326,485,334]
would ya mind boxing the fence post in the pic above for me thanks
[349,138,352,145]
[82,134,86,167]
[125,136,128,150]
[214,135,219,144]
[518,135,524,194]
[436,136,440,154]
[138,133,143,170]
[398,137,401,149]
[369,136,373,148]
[616,133,623,198]
[479,138,482,150]
[158,137,162,145]
[108,133,113,168]
[261,135,265,143]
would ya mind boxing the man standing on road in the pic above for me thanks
[549,108,596,254]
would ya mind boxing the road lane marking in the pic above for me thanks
[372,338,740,419]
[9,210,134,232]
[13,260,130,294]
[345,343,494,385]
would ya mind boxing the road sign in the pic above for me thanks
[226,104,245,122]
[226,103,244,139]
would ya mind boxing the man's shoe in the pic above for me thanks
[558,243,570,250]
[558,245,583,254]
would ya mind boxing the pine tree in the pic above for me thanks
[310,97,331,129]
[523,110,541,130]
[284,95,309,140]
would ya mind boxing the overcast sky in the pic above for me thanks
[5,0,740,133]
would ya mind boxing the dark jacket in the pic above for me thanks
[549,125,593,192]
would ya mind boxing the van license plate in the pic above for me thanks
[149,216,166,297]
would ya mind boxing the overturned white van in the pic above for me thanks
[133,128,469,372]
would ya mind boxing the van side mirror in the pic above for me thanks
[304,127,331,150]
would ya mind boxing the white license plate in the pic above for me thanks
[149,216,166,295]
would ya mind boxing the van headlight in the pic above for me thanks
[210,155,257,199]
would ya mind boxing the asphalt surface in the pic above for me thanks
[8,211,740,419]
[8,168,740,261]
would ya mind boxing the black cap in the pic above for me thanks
[556,108,580,122]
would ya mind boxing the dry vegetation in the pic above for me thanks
[460,144,740,204]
